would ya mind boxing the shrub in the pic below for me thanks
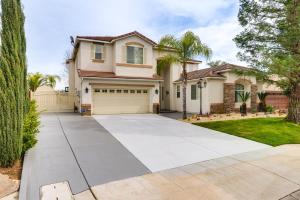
[257,92,268,112]
[266,105,274,113]
[22,100,40,155]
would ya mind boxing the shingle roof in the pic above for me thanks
[175,63,251,81]
[77,31,157,46]
[78,70,163,80]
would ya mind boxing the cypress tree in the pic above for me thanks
[0,0,27,166]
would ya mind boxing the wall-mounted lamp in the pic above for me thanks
[85,87,89,93]
[155,89,159,94]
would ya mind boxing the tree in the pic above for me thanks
[234,0,300,123]
[239,92,250,116]
[0,0,27,166]
[27,73,47,93]
[207,60,227,68]
[46,75,61,88]
[257,92,268,112]
[158,31,212,119]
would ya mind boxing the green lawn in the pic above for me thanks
[194,117,300,146]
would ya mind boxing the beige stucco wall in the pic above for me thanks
[186,63,199,72]
[77,41,114,72]
[224,72,257,85]
[68,61,75,92]
[174,81,210,114]
[114,36,155,77]
[207,79,224,104]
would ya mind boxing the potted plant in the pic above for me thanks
[239,92,251,116]
[257,92,268,112]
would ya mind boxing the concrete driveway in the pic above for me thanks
[93,114,270,172]
[20,113,149,200]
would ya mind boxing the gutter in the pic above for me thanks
[173,76,226,83]
[82,77,164,82]
[77,38,111,44]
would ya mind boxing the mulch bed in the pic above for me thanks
[0,160,22,180]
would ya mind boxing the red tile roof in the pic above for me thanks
[78,70,163,80]
[175,63,251,81]
[77,31,157,46]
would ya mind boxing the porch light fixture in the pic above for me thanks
[197,78,207,115]
[85,87,89,93]
[155,89,159,94]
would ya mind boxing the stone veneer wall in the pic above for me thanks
[251,84,258,111]
[224,83,235,113]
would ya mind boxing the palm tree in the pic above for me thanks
[239,92,251,116]
[257,92,268,112]
[157,31,212,119]
[207,60,227,68]
[27,73,47,93]
[46,75,61,88]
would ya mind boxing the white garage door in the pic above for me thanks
[92,88,150,114]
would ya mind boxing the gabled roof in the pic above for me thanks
[77,69,163,81]
[175,63,251,82]
[77,31,157,46]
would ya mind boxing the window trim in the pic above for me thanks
[92,44,104,62]
[176,85,180,98]
[235,84,245,103]
[191,84,198,100]
[126,45,144,65]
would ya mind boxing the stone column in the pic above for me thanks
[251,84,258,111]
[224,83,235,113]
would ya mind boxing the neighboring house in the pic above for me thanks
[67,31,287,115]
[174,64,287,114]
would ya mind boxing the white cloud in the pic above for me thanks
[22,0,244,89]
[154,0,237,21]
[185,16,246,68]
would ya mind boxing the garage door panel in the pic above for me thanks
[92,89,149,114]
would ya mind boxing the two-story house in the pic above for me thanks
[67,31,287,116]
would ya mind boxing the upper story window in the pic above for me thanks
[91,44,104,61]
[235,84,244,102]
[94,44,103,60]
[127,46,143,64]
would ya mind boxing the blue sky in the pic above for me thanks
[22,0,243,89]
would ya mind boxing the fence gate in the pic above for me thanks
[32,86,77,112]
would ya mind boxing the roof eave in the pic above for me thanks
[82,76,163,82]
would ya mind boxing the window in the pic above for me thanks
[94,89,100,93]
[130,90,135,94]
[123,90,129,93]
[102,89,107,93]
[143,90,148,94]
[94,44,103,60]
[116,89,122,93]
[176,85,180,98]
[109,89,115,93]
[235,84,244,102]
[127,46,143,64]
[191,85,198,100]
[137,90,142,94]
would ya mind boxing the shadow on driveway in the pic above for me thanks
[19,113,149,200]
